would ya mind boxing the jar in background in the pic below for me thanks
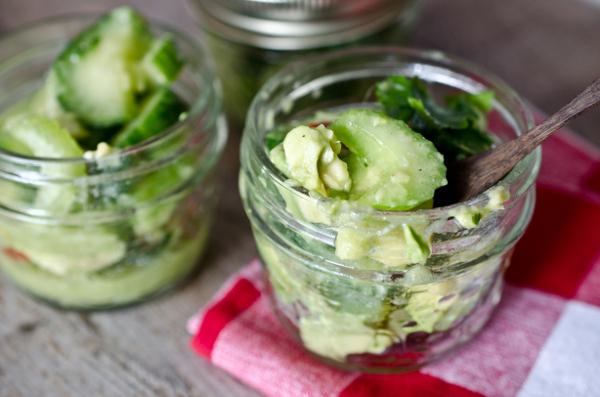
[0,16,227,309]
[239,47,540,372]
[189,0,419,126]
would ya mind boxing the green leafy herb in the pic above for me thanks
[265,132,285,151]
[375,76,495,161]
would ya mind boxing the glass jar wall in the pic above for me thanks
[189,0,419,125]
[0,16,227,309]
[239,47,540,372]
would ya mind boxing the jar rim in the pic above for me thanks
[0,12,226,178]
[244,46,541,221]
[189,0,418,50]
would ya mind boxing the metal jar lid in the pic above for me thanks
[189,0,417,50]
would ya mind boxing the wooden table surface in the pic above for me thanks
[0,1,598,396]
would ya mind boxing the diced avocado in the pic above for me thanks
[52,6,153,128]
[335,227,371,260]
[400,261,497,335]
[402,225,431,264]
[269,124,350,224]
[403,265,435,285]
[449,206,482,229]
[368,225,430,267]
[280,126,327,194]
[449,186,509,229]
[299,310,396,360]
[403,279,458,333]
[142,35,184,87]
[487,186,509,210]
[336,223,431,268]
[111,88,186,147]
[270,124,351,197]
[316,275,390,318]
[331,109,447,210]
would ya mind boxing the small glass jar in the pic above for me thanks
[189,0,419,126]
[0,16,227,309]
[240,47,540,372]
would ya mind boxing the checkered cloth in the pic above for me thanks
[188,123,600,397]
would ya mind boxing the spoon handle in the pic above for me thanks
[457,77,600,201]
[516,77,600,155]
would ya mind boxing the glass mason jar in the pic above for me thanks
[0,16,227,309]
[189,0,419,126]
[240,47,540,372]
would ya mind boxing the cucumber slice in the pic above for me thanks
[331,109,447,210]
[0,114,85,213]
[0,114,84,161]
[0,73,90,141]
[0,129,32,155]
[111,88,186,148]
[53,7,153,128]
[29,73,90,140]
[142,35,184,86]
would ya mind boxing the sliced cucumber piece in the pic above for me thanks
[0,113,84,161]
[29,73,90,140]
[331,109,447,210]
[0,73,90,141]
[52,6,153,128]
[111,88,186,148]
[0,129,32,155]
[142,35,184,86]
[0,114,85,213]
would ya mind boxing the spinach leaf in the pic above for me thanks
[375,76,494,161]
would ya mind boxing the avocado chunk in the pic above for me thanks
[336,224,431,268]
[270,124,351,196]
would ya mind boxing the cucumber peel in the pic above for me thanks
[111,88,186,148]
[52,6,153,128]
[142,35,184,87]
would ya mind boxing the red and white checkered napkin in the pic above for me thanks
[188,126,600,397]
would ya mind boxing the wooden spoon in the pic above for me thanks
[443,77,600,204]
